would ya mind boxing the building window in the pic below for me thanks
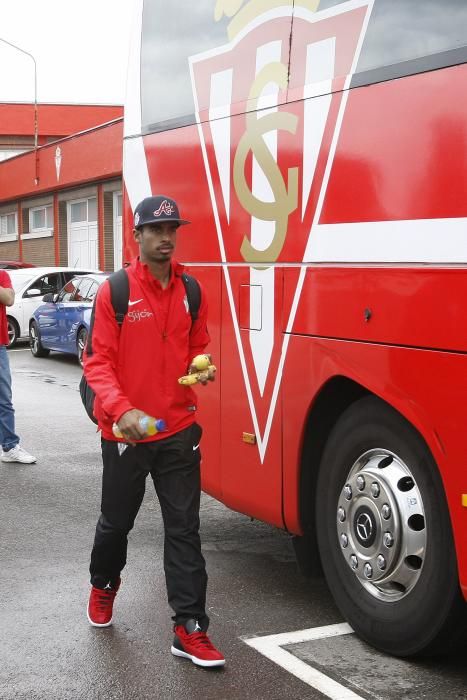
[88,197,97,222]
[30,205,53,232]
[70,197,97,223]
[0,212,18,240]
[70,201,87,223]
[26,204,53,239]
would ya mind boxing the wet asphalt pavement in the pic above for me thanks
[1,347,466,700]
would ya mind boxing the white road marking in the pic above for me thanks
[244,623,366,700]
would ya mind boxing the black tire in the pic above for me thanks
[7,316,19,348]
[29,321,50,358]
[315,395,467,657]
[77,328,87,368]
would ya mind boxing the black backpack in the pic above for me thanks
[79,268,201,424]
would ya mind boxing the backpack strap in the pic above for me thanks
[86,268,130,356]
[181,273,201,323]
[108,267,130,326]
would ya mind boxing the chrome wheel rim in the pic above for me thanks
[7,321,16,345]
[77,331,86,365]
[337,449,427,602]
[30,325,39,354]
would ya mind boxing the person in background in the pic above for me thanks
[0,269,36,464]
[84,195,224,668]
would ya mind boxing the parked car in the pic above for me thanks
[0,261,36,269]
[29,273,108,366]
[6,266,101,347]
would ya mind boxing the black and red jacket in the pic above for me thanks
[83,257,210,441]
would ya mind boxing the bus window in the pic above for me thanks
[288,0,467,99]
[354,0,467,85]
[140,0,294,133]
[141,1,229,133]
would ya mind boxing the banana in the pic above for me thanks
[178,374,199,386]
[178,364,217,385]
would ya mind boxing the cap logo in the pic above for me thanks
[154,199,175,217]
[134,212,140,226]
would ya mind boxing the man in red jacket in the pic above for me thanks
[84,195,224,668]
[0,269,36,464]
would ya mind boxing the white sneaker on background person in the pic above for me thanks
[1,444,36,464]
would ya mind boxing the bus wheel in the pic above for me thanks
[315,395,466,657]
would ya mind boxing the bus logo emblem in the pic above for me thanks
[190,0,373,459]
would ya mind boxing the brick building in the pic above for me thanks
[0,103,124,272]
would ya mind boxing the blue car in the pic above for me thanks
[29,273,108,366]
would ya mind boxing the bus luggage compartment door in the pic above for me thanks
[220,265,284,528]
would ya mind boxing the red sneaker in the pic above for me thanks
[171,619,225,668]
[87,580,120,627]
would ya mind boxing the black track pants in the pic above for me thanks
[89,423,208,628]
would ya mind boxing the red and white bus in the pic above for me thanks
[123,0,467,656]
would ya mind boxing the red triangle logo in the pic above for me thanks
[190,1,373,459]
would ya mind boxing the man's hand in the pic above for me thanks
[195,366,216,385]
[116,409,147,442]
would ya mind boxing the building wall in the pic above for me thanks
[0,103,123,139]
[0,180,122,268]
[22,236,55,265]
[0,239,19,259]
[0,120,123,203]
[0,119,123,269]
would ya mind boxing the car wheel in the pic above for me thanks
[29,321,50,358]
[77,328,88,367]
[7,317,19,348]
[315,395,467,657]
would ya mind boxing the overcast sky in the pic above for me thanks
[0,0,134,105]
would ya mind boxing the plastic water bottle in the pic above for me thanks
[112,415,167,439]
